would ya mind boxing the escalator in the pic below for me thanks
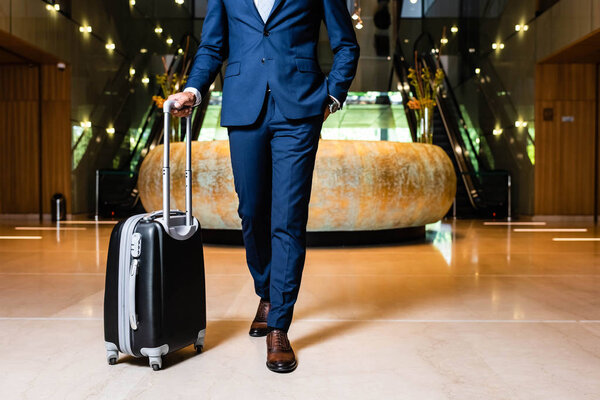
[75,34,216,218]
[393,39,510,218]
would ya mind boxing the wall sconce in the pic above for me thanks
[79,26,92,33]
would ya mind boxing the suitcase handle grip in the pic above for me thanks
[162,100,193,230]
[129,259,139,330]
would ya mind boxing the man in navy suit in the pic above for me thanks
[168,0,359,373]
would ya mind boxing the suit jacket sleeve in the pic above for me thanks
[185,0,228,98]
[322,0,360,106]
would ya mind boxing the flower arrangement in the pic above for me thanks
[152,37,193,141]
[407,52,444,144]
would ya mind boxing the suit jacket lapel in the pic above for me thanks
[246,0,265,26]
[266,0,285,24]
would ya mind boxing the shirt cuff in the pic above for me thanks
[183,87,202,107]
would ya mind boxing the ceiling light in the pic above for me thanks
[450,26,458,33]
[178,48,184,54]
[130,0,136,5]
[475,68,480,74]
[175,0,184,4]
[166,37,173,45]
[142,76,150,84]
[79,26,92,33]
[409,0,418,3]
[129,68,136,76]
[492,43,497,49]
[46,3,59,11]
[155,26,163,35]
[105,42,115,51]
[493,128,503,135]
[500,43,505,49]
[440,37,448,44]
[515,24,521,31]
[140,48,148,53]
[523,24,529,31]
[81,121,92,129]
[54,3,60,11]
[106,127,115,134]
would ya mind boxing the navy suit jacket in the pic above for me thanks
[185,0,360,127]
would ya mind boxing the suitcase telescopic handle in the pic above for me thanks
[162,100,193,230]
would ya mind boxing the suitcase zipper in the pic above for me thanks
[117,215,145,356]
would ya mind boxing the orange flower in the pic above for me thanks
[407,97,421,110]
[152,95,165,108]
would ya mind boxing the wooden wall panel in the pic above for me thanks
[40,64,71,214]
[534,63,597,215]
[0,63,71,214]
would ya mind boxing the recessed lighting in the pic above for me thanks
[166,37,173,45]
[46,3,59,11]
[105,42,115,51]
[492,43,497,49]
[130,0,136,5]
[440,37,448,44]
[106,127,115,134]
[493,128,503,135]
[140,48,148,54]
[175,0,184,4]
[409,0,418,3]
[79,26,92,33]
[475,68,480,74]
[178,48,184,54]
[515,24,521,31]
[129,68,136,76]
[142,76,150,84]
[155,26,163,35]
[54,3,60,11]
[81,121,92,129]
[450,26,458,33]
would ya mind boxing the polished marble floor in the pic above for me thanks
[1,218,599,399]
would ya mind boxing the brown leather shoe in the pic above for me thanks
[266,329,297,373]
[249,299,270,337]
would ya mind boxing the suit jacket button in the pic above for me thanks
[261,58,265,63]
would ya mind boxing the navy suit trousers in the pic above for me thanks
[228,90,322,331]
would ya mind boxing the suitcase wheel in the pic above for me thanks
[149,356,162,371]
[106,349,119,366]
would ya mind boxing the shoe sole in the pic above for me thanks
[249,326,268,337]
[266,360,297,373]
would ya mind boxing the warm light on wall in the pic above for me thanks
[515,24,529,32]
[515,120,527,128]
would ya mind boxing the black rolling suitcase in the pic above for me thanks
[103,104,206,371]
